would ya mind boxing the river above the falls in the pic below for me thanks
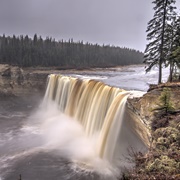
[62,65,169,91]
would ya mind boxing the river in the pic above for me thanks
[0,65,169,180]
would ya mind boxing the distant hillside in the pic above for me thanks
[0,34,143,68]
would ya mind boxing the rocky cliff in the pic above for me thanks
[126,83,180,179]
[128,83,180,128]
[0,64,49,96]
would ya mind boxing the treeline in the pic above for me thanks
[0,34,143,68]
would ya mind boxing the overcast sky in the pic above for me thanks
[0,0,180,52]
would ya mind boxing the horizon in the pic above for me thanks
[0,33,144,52]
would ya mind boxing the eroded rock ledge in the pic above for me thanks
[127,83,180,127]
[127,82,180,162]
[126,84,180,179]
[0,64,49,96]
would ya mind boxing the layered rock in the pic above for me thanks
[126,85,180,179]
[127,83,180,128]
[0,64,48,96]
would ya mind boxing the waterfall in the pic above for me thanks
[43,74,149,164]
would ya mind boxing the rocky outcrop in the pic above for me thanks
[0,64,48,96]
[127,83,180,128]
[125,85,180,179]
[126,83,180,155]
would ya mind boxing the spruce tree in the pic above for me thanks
[144,0,177,84]
[167,16,180,81]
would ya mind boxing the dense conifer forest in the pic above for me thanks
[0,34,143,68]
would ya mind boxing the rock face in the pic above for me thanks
[128,83,180,128]
[126,85,180,179]
[0,64,48,96]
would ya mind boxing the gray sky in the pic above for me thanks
[0,0,180,52]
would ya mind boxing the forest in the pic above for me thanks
[0,34,143,68]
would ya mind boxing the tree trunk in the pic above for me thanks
[158,0,168,84]
[169,62,174,82]
[158,59,162,84]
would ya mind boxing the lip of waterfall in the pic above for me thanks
[72,74,108,80]
[43,74,149,173]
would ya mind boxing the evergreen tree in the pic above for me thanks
[167,16,180,81]
[169,46,180,81]
[144,0,177,84]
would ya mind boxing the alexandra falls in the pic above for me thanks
[40,74,150,177]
